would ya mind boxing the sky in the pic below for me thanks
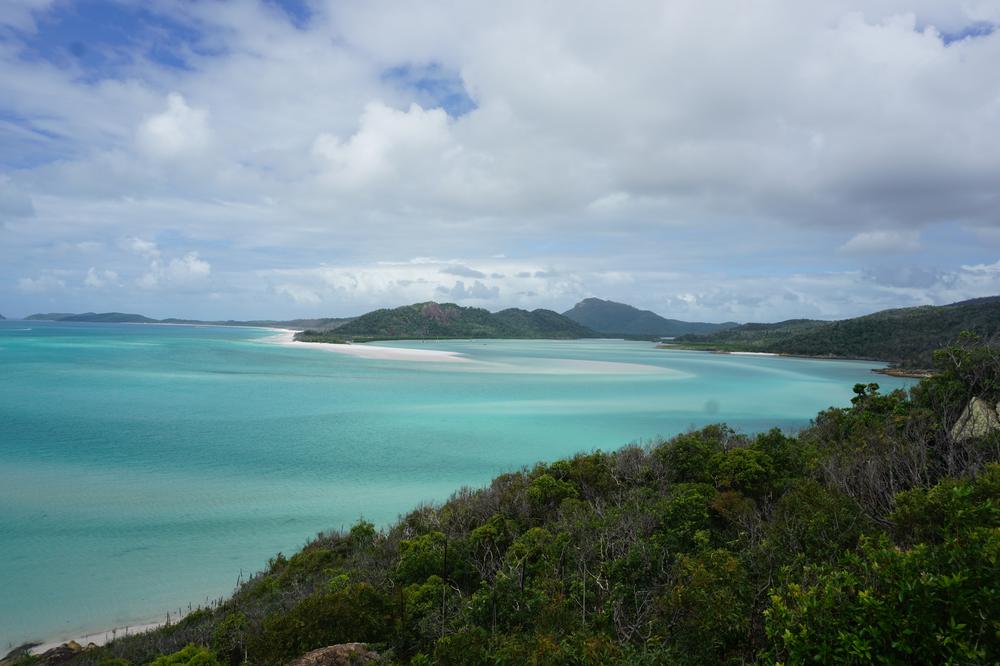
[1,0,999,322]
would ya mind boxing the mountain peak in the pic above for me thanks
[563,298,737,337]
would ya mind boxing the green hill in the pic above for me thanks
[50,338,1000,666]
[58,312,159,323]
[672,297,1000,368]
[307,302,596,341]
[563,297,737,337]
[24,312,76,321]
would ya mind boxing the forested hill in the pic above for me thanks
[62,312,157,323]
[563,297,738,336]
[672,296,1000,368]
[44,338,1000,665]
[303,301,597,341]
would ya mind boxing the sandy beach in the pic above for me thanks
[267,329,470,363]
[27,622,163,656]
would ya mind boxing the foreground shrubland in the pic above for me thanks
[41,337,1000,664]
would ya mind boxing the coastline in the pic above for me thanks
[657,344,932,378]
[268,330,470,363]
[19,621,164,659]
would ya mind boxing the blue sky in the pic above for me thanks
[1,1,999,321]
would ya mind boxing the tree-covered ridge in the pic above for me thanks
[308,302,597,341]
[562,298,738,337]
[672,296,1000,368]
[48,336,999,666]
[28,312,160,323]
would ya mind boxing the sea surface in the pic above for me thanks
[0,321,915,648]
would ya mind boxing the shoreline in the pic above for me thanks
[268,330,470,363]
[657,344,931,378]
[14,621,165,659]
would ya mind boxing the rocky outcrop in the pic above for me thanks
[286,643,381,666]
[950,397,1000,441]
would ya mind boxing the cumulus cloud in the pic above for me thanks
[136,93,210,159]
[312,102,453,187]
[125,238,210,289]
[436,279,500,300]
[84,267,118,288]
[261,258,566,312]
[138,251,210,289]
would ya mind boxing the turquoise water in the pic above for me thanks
[0,321,914,648]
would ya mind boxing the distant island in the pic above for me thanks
[562,297,738,337]
[296,301,596,342]
[23,312,355,331]
[668,296,1000,370]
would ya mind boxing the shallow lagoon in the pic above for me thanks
[0,321,914,647]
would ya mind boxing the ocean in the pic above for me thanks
[0,320,914,648]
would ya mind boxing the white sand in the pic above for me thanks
[267,330,469,363]
[29,622,164,654]
[727,351,778,356]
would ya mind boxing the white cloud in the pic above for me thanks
[17,273,65,293]
[437,279,500,301]
[136,93,211,159]
[125,237,161,258]
[84,267,118,288]
[166,252,211,283]
[313,102,453,188]
[125,239,210,289]
[841,230,922,254]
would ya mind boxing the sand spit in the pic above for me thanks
[267,330,470,363]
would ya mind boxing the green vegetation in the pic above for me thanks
[148,646,219,666]
[50,335,999,665]
[562,297,738,337]
[308,301,597,341]
[671,296,1000,368]
[58,312,158,324]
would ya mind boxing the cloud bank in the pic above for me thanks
[1,1,998,320]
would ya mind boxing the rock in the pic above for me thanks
[1,643,41,665]
[286,643,380,666]
[35,645,79,666]
[950,397,1000,441]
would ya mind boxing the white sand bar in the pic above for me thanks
[267,330,469,363]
